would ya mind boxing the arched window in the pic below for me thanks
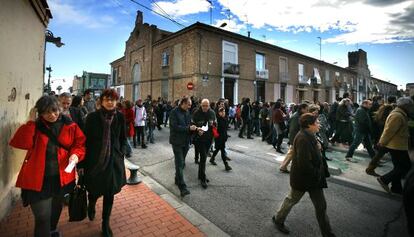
[132,63,141,101]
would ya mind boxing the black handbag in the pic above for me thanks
[68,176,87,222]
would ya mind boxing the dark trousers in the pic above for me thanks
[172,145,189,190]
[261,125,270,141]
[331,121,352,144]
[381,149,412,193]
[346,130,376,158]
[368,146,389,169]
[276,188,334,237]
[211,143,229,166]
[88,193,114,224]
[133,126,145,146]
[195,140,211,182]
[239,119,252,138]
[252,118,260,136]
[30,195,64,237]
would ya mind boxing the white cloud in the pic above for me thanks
[214,19,247,33]
[152,0,210,17]
[209,0,414,44]
[48,0,116,29]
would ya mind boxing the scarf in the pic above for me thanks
[91,108,116,175]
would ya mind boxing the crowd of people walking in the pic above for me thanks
[8,87,414,237]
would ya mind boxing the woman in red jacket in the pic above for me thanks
[121,100,135,157]
[9,95,86,237]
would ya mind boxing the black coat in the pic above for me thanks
[290,130,327,192]
[80,110,127,196]
[214,116,228,149]
[169,107,192,147]
[69,107,85,131]
[192,108,216,143]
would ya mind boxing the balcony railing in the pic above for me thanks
[223,62,240,75]
[279,72,290,82]
[256,69,269,79]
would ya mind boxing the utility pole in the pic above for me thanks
[207,0,212,25]
[317,37,322,61]
[46,65,52,93]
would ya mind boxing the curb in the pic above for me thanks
[138,171,230,237]
[328,175,402,201]
[328,146,370,158]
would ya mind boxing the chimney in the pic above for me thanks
[248,31,251,38]
[136,11,143,25]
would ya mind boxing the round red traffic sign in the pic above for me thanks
[187,82,194,90]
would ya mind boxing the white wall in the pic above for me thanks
[0,0,48,220]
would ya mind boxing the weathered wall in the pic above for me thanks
[0,0,48,220]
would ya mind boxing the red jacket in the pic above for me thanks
[9,120,86,192]
[122,108,135,137]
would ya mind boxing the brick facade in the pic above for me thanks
[111,11,398,104]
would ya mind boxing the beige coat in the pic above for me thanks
[379,107,409,150]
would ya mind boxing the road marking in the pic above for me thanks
[266,153,284,162]
[236,145,249,149]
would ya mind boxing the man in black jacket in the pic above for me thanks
[192,99,216,189]
[345,100,375,163]
[273,113,335,237]
[239,98,253,139]
[169,97,197,197]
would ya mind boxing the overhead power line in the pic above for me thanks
[128,0,186,28]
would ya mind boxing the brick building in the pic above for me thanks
[111,11,397,104]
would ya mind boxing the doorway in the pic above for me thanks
[224,78,235,105]
[256,81,265,102]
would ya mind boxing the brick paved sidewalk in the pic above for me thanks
[0,183,205,237]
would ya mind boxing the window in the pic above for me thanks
[298,63,304,82]
[279,57,288,81]
[132,64,141,83]
[162,51,169,67]
[161,80,168,99]
[256,53,265,70]
[223,41,237,64]
[325,70,330,84]
[173,44,182,74]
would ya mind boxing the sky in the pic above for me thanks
[45,0,414,92]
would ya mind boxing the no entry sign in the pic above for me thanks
[187,82,194,90]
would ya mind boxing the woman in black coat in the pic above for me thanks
[209,107,232,171]
[78,89,126,237]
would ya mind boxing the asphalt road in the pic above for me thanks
[129,127,409,237]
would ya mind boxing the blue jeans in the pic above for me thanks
[126,137,133,155]
[172,145,189,190]
[253,118,260,136]
[345,130,375,158]
[147,126,155,143]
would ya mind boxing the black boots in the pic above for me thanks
[102,195,114,237]
[102,219,113,237]
[88,197,97,221]
[225,163,232,171]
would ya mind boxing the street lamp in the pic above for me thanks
[45,30,64,47]
[46,65,52,93]
[44,30,64,93]
[219,22,227,28]
[317,36,322,61]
